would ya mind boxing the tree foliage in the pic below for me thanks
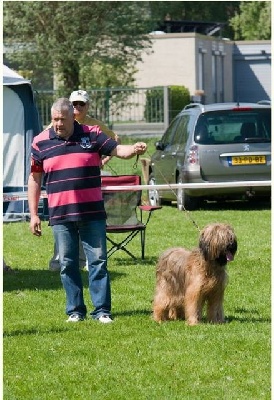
[3,1,270,92]
[3,1,154,92]
[148,1,240,38]
[148,1,239,22]
[229,1,271,40]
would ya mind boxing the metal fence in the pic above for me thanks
[34,87,169,129]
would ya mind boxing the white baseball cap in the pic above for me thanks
[69,90,89,103]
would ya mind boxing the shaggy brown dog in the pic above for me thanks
[152,223,237,325]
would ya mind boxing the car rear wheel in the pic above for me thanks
[177,177,200,211]
[148,173,161,206]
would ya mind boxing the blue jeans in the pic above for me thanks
[52,220,111,319]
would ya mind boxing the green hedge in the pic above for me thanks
[144,86,190,123]
[169,85,190,121]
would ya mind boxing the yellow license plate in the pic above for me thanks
[231,155,266,165]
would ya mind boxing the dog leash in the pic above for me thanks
[132,154,139,170]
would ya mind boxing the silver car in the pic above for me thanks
[148,102,271,210]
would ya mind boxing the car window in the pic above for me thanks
[160,117,180,147]
[194,109,271,144]
[172,115,190,148]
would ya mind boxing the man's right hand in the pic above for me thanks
[30,215,42,236]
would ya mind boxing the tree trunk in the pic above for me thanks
[63,61,80,95]
[55,60,80,96]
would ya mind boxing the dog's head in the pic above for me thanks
[199,223,237,265]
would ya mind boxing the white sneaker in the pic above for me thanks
[66,313,85,322]
[98,315,113,324]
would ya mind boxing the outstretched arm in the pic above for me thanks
[111,142,147,159]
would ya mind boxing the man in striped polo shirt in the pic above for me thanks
[48,89,120,271]
[28,98,147,324]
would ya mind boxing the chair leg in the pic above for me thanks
[107,233,139,259]
[141,230,146,260]
[108,244,136,259]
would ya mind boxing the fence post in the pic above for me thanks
[105,88,110,128]
[140,158,151,184]
[163,86,169,131]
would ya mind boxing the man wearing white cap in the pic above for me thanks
[69,90,119,143]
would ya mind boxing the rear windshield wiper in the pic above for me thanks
[244,138,270,143]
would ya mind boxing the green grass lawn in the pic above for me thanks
[3,201,271,399]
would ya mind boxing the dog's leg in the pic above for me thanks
[184,287,203,326]
[175,306,185,320]
[153,305,169,322]
[152,292,171,322]
[153,297,184,322]
[168,305,184,320]
[207,291,225,323]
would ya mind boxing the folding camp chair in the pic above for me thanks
[101,175,161,260]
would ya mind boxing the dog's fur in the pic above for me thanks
[152,223,237,325]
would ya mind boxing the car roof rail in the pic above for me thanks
[184,103,205,112]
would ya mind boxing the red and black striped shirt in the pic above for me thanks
[30,121,118,225]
